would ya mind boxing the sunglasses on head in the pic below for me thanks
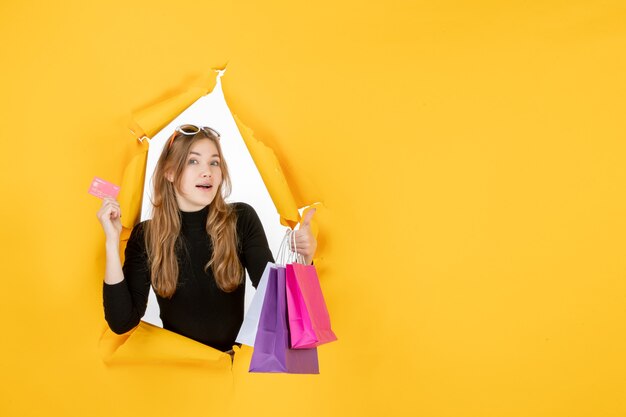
[167,124,221,149]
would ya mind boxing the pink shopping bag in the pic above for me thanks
[286,263,337,349]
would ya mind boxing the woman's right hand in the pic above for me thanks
[97,198,122,242]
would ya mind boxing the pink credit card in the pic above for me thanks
[88,176,120,199]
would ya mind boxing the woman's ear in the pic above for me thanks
[165,170,174,183]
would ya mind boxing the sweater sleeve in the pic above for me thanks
[235,203,275,289]
[102,222,151,334]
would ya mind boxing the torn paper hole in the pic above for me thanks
[139,70,300,327]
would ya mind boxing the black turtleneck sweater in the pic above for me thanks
[102,202,274,352]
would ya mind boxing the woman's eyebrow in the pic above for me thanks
[188,151,220,158]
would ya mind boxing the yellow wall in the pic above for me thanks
[1,1,625,416]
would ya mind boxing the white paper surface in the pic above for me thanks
[139,72,287,327]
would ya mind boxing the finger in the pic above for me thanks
[294,227,312,237]
[99,206,112,218]
[299,208,316,228]
[292,236,308,248]
[99,202,119,216]
[97,204,113,218]
[98,204,120,221]
[104,199,121,209]
[295,246,313,258]
[293,235,315,251]
[290,238,309,251]
[293,238,310,248]
[109,208,120,219]
[103,201,121,216]
[294,229,314,242]
[101,198,120,209]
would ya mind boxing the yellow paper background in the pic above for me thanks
[1,1,626,416]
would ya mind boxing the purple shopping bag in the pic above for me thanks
[286,263,337,349]
[249,265,319,374]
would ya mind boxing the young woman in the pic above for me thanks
[97,124,317,352]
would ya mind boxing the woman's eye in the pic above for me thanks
[188,159,198,165]
[210,160,220,166]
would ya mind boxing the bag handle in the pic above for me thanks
[276,229,293,266]
[276,229,306,265]
[291,230,306,265]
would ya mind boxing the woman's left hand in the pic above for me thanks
[293,209,317,265]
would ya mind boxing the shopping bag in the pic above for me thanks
[285,263,317,348]
[286,263,338,349]
[235,262,275,347]
[249,265,319,374]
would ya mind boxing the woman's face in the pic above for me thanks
[172,138,223,212]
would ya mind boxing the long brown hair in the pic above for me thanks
[145,128,242,298]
